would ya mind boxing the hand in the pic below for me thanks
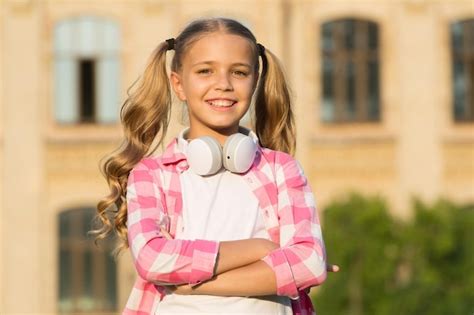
[303,263,340,294]
[160,226,173,240]
[326,263,340,273]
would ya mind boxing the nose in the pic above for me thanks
[215,72,233,91]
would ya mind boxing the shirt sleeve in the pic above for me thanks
[126,159,220,286]
[261,155,327,299]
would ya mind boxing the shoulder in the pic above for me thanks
[128,157,165,182]
[132,156,163,172]
[259,147,300,169]
[126,157,164,190]
[130,138,179,173]
[258,147,307,187]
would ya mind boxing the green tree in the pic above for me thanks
[394,199,474,314]
[312,194,474,315]
[312,193,403,315]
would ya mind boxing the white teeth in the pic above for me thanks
[208,100,235,107]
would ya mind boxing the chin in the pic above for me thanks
[207,122,241,132]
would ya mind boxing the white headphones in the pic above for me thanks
[179,128,258,176]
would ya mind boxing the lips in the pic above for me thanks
[206,99,237,108]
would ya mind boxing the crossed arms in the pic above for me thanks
[160,231,339,297]
[126,156,335,299]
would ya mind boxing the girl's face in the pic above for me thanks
[170,32,258,141]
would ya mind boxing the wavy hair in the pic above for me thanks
[93,17,295,254]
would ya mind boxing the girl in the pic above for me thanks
[96,17,333,314]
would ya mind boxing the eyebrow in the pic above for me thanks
[191,61,252,68]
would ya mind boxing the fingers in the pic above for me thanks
[160,226,173,240]
[326,263,340,273]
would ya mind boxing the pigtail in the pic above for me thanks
[254,47,296,155]
[93,42,172,255]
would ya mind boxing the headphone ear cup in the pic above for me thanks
[223,133,257,173]
[186,136,223,175]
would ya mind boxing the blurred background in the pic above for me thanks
[0,0,473,314]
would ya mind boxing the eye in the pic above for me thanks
[233,70,249,77]
[197,68,212,75]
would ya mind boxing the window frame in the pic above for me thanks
[52,16,121,126]
[450,18,474,123]
[57,207,117,314]
[320,17,381,124]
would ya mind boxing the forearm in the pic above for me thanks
[214,238,278,275]
[158,227,278,281]
[191,260,277,297]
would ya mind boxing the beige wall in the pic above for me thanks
[2,1,44,313]
[0,1,4,312]
[1,0,473,313]
[292,0,474,217]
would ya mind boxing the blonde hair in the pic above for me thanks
[94,17,295,254]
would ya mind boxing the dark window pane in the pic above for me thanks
[79,59,96,123]
[59,249,72,312]
[322,58,335,121]
[323,58,334,99]
[468,21,474,50]
[84,249,93,302]
[368,60,380,120]
[70,210,83,239]
[368,22,378,50]
[106,253,117,309]
[320,18,380,123]
[470,60,474,119]
[58,207,117,313]
[451,22,463,52]
[345,19,356,51]
[82,209,94,240]
[451,19,474,122]
[59,213,69,238]
[322,22,335,51]
[347,61,356,119]
[453,60,467,119]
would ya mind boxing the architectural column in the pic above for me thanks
[0,2,4,313]
[1,1,44,312]
[395,2,443,214]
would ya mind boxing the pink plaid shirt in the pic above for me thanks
[124,137,327,314]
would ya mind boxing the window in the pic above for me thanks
[79,59,96,123]
[321,18,380,123]
[58,207,117,313]
[54,16,120,124]
[451,19,474,122]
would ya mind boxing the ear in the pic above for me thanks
[170,71,187,101]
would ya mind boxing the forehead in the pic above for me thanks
[183,32,255,67]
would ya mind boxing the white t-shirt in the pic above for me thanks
[155,130,292,315]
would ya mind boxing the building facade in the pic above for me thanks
[1,0,473,313]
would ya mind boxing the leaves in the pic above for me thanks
[312,193,474,315]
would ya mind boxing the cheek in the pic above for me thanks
[238,80,257,98]
[183,77,211,96]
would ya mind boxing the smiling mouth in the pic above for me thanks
[206,99,237,108]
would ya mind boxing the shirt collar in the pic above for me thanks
[161,139,187,166]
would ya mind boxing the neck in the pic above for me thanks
[186,126,240,146]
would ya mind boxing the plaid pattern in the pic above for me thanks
[123,138,327,314]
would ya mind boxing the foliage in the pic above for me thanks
[312,193,474,315]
